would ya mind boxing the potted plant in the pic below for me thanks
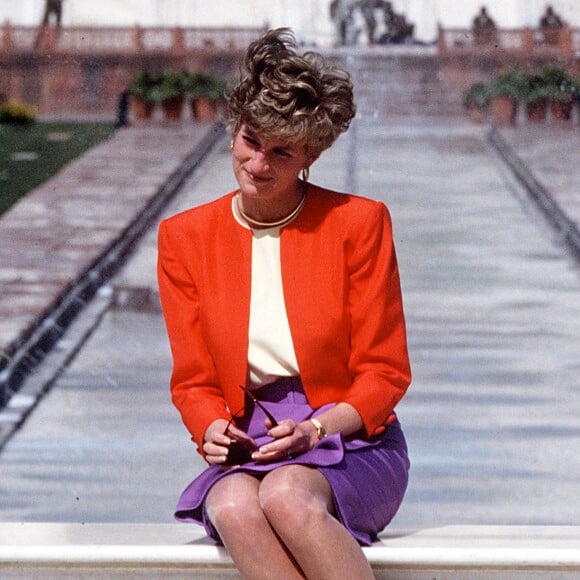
[182,71,204,119]
[542,64,576,122]
[128,71,159,120]
[522,73,550,122]
[184,71,226,121]
[151,69,186,121]
[489,66,527,126]
[461,81,490,123]
[550,84,576,121]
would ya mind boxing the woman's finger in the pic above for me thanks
[225,423,254,443]
[204,440,228,455]
[267,419,296,438]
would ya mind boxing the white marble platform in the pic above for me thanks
[0,523,579,579]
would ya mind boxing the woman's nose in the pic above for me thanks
[250,150,270,173]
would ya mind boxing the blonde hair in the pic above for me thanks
[227,28,356,156]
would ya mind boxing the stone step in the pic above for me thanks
[331,50,461,117]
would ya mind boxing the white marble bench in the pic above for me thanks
[0,523,579,578]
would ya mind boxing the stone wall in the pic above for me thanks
[0,25,257,118]
[1,26,579,120]
[0,51,242,119]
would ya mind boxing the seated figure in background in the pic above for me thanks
[472,6,497,46]
[41,0,64,28]
[539,5,564,46]
[540,5,563,28]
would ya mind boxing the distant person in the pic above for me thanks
[35,0,63,49]
[360,0,379,44]
[158,28,411,579]
[41,0,63,28]
[330,0,349,45]
[540,5,563,28]
[378,2,414,44]
[539,5,564,45]
[389,12,414,43]
[472,6,497,46]
[473,6,496,30]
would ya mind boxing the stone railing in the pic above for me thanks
[0,24,263,118]
[438,25,578,60]
[0,24,265,54]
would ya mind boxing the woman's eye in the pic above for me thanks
[242,135,259,147]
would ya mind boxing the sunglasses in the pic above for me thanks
[223,385,279,465]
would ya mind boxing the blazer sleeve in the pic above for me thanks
[157,218,230,454]
[343,201,411,436]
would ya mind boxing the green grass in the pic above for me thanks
[0,122,116,216]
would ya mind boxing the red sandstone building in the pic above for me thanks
[1,2,578,119]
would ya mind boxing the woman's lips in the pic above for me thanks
[246,170,272,184]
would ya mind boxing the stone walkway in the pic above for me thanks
[0,122,222,413]
[499,124,580,229]
[0,117,578,528]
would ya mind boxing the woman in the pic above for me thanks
[158,28,411,579]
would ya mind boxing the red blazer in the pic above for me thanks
[157,185,411,453]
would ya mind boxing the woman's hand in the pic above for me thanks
[202,418,256,466]
[251,418,319,463]
[252,403,365,463]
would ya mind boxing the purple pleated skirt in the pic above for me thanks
[175,376,410,546]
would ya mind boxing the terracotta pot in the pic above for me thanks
[162,97,184,121]
[192,98,218,121]
[466,104,487,124]
[551,98,573,122]
[526,99,548,122]
[490,96,517,126]
[131,96,154,120]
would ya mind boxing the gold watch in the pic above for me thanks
[309,417,327,440]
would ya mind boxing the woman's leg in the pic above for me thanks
[258,465,374,580]
[205,472,304,579]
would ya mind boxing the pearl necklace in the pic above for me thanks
[236,186,307,229]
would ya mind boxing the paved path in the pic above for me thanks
[0,122,222,417]
[0,118,578,529]
[499,124,580,230]
[0,125,214,356]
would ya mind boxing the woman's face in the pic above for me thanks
[232,125,312,204]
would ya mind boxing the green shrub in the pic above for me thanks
[128,69,227,104]
[462,81,490,108]
[489,66,528,100]
[149,69,186,103]
[128,70,162,103]
[541,64,577,103]
[522,73,550,104]
[183,71,226,101]
[541,64,570,89]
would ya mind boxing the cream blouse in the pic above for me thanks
[232,197,300,386]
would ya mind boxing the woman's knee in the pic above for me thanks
[258,467,333,532]
[205,474,262,533]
